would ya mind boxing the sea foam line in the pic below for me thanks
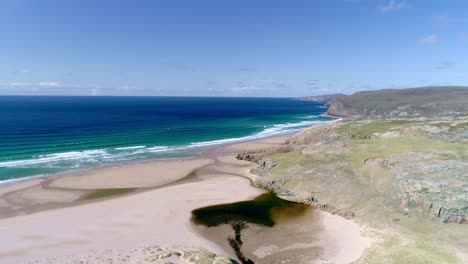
[115,145,146,150]
[188,120,326,148]
[0,149,110,167]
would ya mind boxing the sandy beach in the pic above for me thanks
[0,135,373,264]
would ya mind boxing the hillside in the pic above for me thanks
[298,93,345,104]
[325,86,468,117]
[238,87,468,263]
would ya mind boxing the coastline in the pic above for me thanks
[0,125,314,188]
[0,98,332,186]
[0,134,295,218]
[0,123,373,264]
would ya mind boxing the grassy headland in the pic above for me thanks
[241,87,468,263]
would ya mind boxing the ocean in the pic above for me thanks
[0,96,330,183]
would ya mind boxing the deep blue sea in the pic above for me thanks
[0,96,330,183]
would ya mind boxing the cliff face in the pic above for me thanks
[326,97,359,117]
[323,86,468,118]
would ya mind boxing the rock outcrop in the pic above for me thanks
[236,145,294,163]
[242,87,468,261]
[31,246,235,264]
[394,153,468,224]
[241,116,468,224]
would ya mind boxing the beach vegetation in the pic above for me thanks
[79,188,136,201]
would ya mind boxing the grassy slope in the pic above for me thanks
[268,87,468,262]
[339,86,468,115]
[257,119,467,263]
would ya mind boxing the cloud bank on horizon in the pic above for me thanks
[0,0,467,97]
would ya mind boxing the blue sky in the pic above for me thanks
[0,0,467,97]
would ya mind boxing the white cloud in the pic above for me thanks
[0,82,144,96]
[229,80,290,95]
[230,85,264,93]
[420,34,438,45]
[380,0,408,13]
[1,81,61,87]
[38,81,61,87]
[7,82,29,87]
[91,88,99,96]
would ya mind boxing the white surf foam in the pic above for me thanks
[147,146,172,152]
[115,145,146,150]
[257,120,322,136]
[188,119,328,148]
[0,149,109,167]
[0,117,335,171]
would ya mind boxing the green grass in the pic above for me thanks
[248,117,467,263]
[356,236,461,264]
[336,120,415,139]
[340,86,468,116]
[79,188,136,201]
[343,136,466,168]
[269,150,317,175]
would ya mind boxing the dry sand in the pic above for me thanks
[225,135,290,153]
[0,136,373,264]
[50,158,214,189]
[0,169,262,263]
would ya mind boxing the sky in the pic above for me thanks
[0,0,467,97]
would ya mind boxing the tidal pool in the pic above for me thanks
[191,192,310,227]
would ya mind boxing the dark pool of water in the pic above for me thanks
[191,192,310,227]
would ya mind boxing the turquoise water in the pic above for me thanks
[0,96,330,182]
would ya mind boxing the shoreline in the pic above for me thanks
[0,132,297,220]
[0,128,307,188]
[0,111,342,188]
[0,133,298,220]
[0,121,374,264]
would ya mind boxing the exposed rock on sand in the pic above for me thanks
[26,245,234,264]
